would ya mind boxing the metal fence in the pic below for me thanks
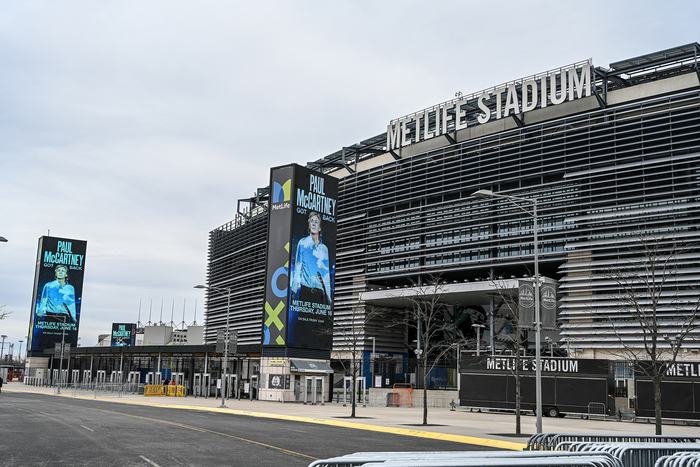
[310,437,700,467]
[526,434,700,451]
[68,382,144,398]
[587,403,607,420]
[308,451,622,467]
[655,452,700,466]
[566,442,700,467]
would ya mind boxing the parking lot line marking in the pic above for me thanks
[49,402,318,462]
[139,456,161,467]
[80,425,94,432]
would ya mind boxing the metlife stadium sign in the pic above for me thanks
[262,164,338,351]
[387,62,592,151]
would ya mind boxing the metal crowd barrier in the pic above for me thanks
[68,382,135,398]
[565,442,700,467]
[165,385,186,397]
[587,403,607,420]
[308,451,623,467]
[144,385,185,397]
[655,452,700,466]
[144,385,165,396]
[526,434,700,451]
[310,442,700,467]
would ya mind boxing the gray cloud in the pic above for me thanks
[1,0,698,350]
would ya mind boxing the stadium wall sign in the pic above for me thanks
[387,64,591,151]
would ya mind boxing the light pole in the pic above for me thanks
[545,336,554,357]
[0,335,7,361]
[18,340,24,365]
[369,336,375,387]
[473,188,543,433]
[56,315,68,394]
[195,284,232,408]
[472,324,485,356]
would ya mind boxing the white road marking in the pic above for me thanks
[139,455,161,467]
[80,425,94,432]
[280,427,307,433]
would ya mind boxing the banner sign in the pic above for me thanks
[518,280,535,329]
[262,164,338,350]
[540,283,558,330]
[268,374,291,389]
[54,343,71,358]
[110,323,136,346]
[28,236,87,356]
[518,279,558,329]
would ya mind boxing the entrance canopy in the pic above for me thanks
[361,279,521,308]
[290,360,334,374]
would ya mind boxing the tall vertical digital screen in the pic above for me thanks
[262,164,337,351]
[111,323,137,346]
[27,236,87,356]
[262,165,295,348]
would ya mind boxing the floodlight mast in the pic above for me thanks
[472,188,543,434]
[195,284,232,408]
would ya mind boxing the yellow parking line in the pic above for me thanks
[167,405,527,450]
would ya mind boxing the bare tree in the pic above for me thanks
[393,275,467,425]
[0,305,11,320]
[330,295,383,417]
[601,232,700,435]
[487,280,530,435]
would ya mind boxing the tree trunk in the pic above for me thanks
[515,351,521,435]
[654,375,662,435]
[423,359,428,425]
[351,359,357,418]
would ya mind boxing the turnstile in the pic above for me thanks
[52,369,69,388]
[304,376,325,405]
[342,376,353,406]
[356,376,367,407]
[82,370,92,389]
[224,374,237,399]
[172,372,185,386]
[193,373,211,398]
[250,375,259,401]
[127,371,140,392]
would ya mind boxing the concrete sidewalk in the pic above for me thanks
[6,382,699,451]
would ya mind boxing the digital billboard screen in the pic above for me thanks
[262,164,337,351]
[111,323,136,346]
[287,165,337,350]
[27,236,87,356]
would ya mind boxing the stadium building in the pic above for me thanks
[204,43,700,400]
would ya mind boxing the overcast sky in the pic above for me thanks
[1,1,698,354]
